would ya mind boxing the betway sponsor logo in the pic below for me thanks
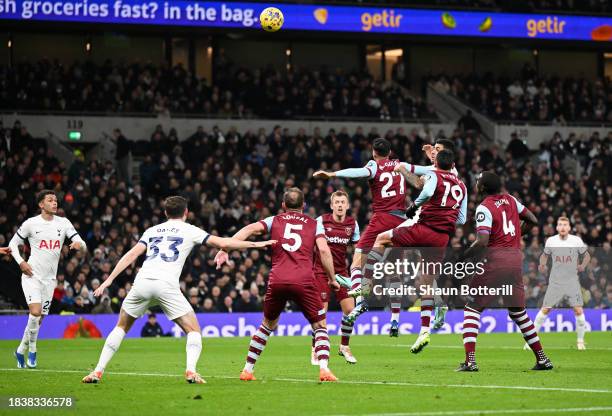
[327,235,350,244]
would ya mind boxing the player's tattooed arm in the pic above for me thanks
[394,163,426,189]
[95,242,147,296]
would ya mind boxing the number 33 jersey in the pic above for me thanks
[137,219,210,286]
[259,212,325,286]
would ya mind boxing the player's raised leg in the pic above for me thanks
[83,309,135,383]
[509,308,553,370]
[174,312,206,384]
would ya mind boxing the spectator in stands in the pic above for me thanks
[111,128,132,185]
[458,110,481,133]
[141,314,164,337]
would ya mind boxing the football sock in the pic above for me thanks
[314,328,330,370]
[244,324,272,373]
[340,315,353,346]
[364,249,385,283]
[509,309,548,363]
[186,332,202,373]
[462,306,481,364]
[17,326,29,354]
[576,313,586,342]
[350,267,362,292]
[533,310,547,332]
[420,298,434,333]
[94,326,126,373]
[26,314,41,353]
[390,278,401,322]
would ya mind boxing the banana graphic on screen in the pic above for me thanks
[479,16,492,32]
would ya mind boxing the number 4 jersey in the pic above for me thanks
[259,212,325,286]
[137,219,210,286]
[475,194,525,268]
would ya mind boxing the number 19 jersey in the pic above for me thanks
[137,219,210,286]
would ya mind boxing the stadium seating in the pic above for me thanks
[0,121,609,313]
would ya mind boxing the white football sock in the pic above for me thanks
[94,327,126,373]
[576,313,586,342]
[391,312,400,322]
[27,314,41,353]
[17,326,29,354]
[186,332,202,373]
[533,310,547,333]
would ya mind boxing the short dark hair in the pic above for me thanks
[372,138,391,157]
[36,190,56,204]
[435,138,455,153]
[283,187,304,209]
[164,196,188,218]
[436,149,455,170]
[479,171,501,195]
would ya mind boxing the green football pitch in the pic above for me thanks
[0,332,611,416]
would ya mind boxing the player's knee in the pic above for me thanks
[574,307,583,316]
[541,307,551,315]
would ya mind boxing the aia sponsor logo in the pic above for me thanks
[554,255,574,264]
[38,240,60,250]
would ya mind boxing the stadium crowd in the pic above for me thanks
[0,59,437,121]
[429,68,612,124]
[0,120,610,314]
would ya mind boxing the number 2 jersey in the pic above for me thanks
[137,219,210,286]
[475,193,525,269]
[259,212,325,286]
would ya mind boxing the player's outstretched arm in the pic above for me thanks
[314,161,376,180]
[95,243,146,297]
[0,247,11,255]
[394,162,430,190]
[213,221,269,269]
[206,235,276,251]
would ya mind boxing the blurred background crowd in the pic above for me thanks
[0,119,609,314]
[0,60,437,121]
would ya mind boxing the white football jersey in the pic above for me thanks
[136,220,210,286]
[12,215,82,281]
[543,234,587,284]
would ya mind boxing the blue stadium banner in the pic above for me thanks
[1,1,611,42]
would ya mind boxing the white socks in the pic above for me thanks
[576,313,586,342]
[17,326,30,354]
[533,310,547,332]
[95,327,126,373]
[186,332,202,373]
[26,314,41,353]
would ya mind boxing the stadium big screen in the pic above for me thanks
[0,0,610,414]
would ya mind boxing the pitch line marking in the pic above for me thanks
[1,368,611,394]
[360,344,612,351]
[331,407,612,416]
